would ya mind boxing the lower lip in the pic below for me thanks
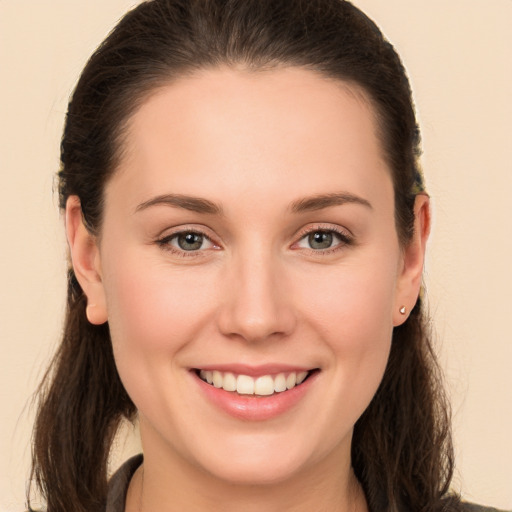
[193,371,318,421]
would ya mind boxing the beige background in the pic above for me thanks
[1,1,511,510]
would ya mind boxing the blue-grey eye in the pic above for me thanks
[295,229,349,251]
[308,231,334,250]
[177,232,204,251]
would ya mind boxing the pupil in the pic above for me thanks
[309,231,333,249]
[178,232,203,250]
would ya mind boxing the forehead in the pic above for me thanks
[108,66,392,213]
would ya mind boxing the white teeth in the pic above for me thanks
[254,375,275,396]
[222,372,237,392]
[200,370,213,384]
[286,373,297,389]
[274,373,287,392]
[198,369,311,395]
[212,370,223,388]
[296,371,308,384]
[236,374,254,394]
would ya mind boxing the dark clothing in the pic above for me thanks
[106,454,509,512]
[107,454,143,512]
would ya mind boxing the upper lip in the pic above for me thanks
[192,363,316,377]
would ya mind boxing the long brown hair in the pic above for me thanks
[30,1,461,511]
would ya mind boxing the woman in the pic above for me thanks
[27,1,506,511]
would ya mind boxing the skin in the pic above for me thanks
[66,67,429,511]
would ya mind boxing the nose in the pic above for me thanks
[216,251,297,343]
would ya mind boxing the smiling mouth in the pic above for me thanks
[195,369,317,396]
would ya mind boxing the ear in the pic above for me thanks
[393,194,431,326]
[65,196,108,325]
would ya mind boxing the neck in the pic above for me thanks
[125,437,367,512]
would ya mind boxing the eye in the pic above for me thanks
[175,232,207,251]
[295,228,351,252]
[306,231,335,250]
[158,230,217,253]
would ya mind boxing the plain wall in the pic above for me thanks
[1,1,510,510]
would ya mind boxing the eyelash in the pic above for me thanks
[293,225,354,256]
[156,229,218,258]
[155,225,354,258]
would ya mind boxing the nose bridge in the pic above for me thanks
[217,244,295,342]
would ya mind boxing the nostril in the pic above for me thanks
[216,271,297,342]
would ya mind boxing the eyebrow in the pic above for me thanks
[134,191,372,216]
[135,194,223,215]
[290,192,372,213]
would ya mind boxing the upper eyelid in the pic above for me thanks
[294,223,353,240]
[155,227,220,255]
[155,223,352,249]
[156,230,219,258]
[291,224,354,251]
[157,224,218,241]
[160,232,216,247]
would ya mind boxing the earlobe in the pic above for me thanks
[393,194,431,326]
[65,196,108,325]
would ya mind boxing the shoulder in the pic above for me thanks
[461,503,511,512]
[106,454,144,512]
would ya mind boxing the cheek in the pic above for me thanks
[293,254,397,410]
[100,251,219,401]
[103,254,213,347]
[297,257,397,351]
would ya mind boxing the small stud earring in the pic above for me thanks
[399,306,406,315]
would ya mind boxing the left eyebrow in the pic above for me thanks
[134,194,224,215]
[290,192,373,213]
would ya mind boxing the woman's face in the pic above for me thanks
[74,67,423,485]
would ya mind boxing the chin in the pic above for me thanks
[186,431,336,487]
[202,454,309,486]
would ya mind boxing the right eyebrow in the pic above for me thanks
[290,192,373,213]
[134,194,224,216]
